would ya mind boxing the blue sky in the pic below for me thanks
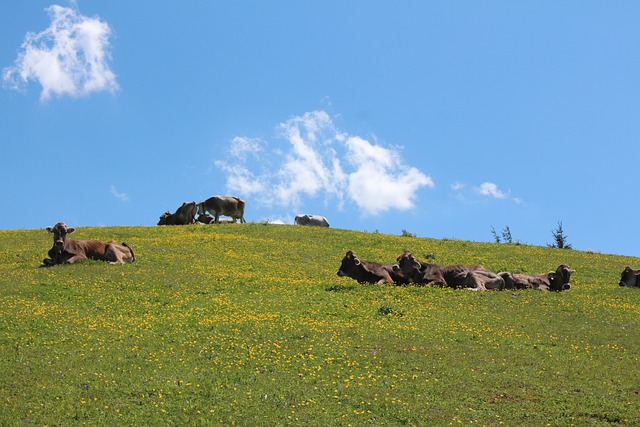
[2,1,640,256]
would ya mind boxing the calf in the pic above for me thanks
[197,196,246,224]
[337,250,408,285]
[43,222,135,266]
[196,214,215,224]
[618,266,640,287]
[499,264,574,291]
[392,250,504,290]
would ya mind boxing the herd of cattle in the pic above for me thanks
[337,250,575,291]
[40,222,640,290]
[157,196,247,225]
[156,195,331,228]
[38,194,640,291]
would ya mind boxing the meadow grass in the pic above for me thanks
[0,224,639,426]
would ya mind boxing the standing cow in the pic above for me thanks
[294,214,330,227]
[197,196,246,223]
[43,222,135,266]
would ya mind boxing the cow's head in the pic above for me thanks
[618,266,639,287]
[157,212,172,225]
[337,250,362,277]
[46,222,75,251]
[392,250,421,276]
[548,264,574,291]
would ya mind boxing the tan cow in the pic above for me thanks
[197,196,246,224]
[43,222,135,266]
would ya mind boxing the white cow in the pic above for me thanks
[294,214,330,227]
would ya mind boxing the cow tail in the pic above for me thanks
[122,242,136,262]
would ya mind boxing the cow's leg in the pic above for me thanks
[461,272,487,291]
[475,271,505,290]
[214,211,220,224]
[65,254,87,264]
[104,245,127,264]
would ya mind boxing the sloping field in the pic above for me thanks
[1,224,639,426]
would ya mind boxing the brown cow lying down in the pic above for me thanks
[43,222,135,266]
[196,214,234,224]
[392,250,504,291]
[498,264,574,291]
[337,250,408,285]
[157,201,197,225]
[618,266,640,287]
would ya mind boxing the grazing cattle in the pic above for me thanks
[157,201,197,225]
[618,266,640,287]
[498,264,574,291]
[337,250,408,285]
[197,196,246,224]
[43,222,135,266]
[392,250,504,290]
[294,214,330,227]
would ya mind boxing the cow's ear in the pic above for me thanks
[354,256,361,266]
[67,227,76,234]
[46,226,54,233]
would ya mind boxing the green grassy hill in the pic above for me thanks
[1,224,639,426]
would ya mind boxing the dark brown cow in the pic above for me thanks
[197,196,246,224]
[196,214,215,224]
[337,250,408,285]
[618,266,640,287]
[43,222,135,266]
[157,201,197,225]
[498,264,574,291]
[196,214,235,224]
[392,250,504,290]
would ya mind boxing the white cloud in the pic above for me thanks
[228,136,265,160]
[346,136,433,214]
[110,185,129,202]
[215,110,433,216]
[3,4,118,101]
[478,182,508,199]
[215,161,266,196]
[451,182,465,191]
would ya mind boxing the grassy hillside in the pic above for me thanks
[1,224,639,426]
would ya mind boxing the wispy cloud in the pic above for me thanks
[215,110,434,216]
[451,182,465,191]
[110,185,129,202]
[3,4,118,101]
[452,181,522,204]
[478,182,508,199]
